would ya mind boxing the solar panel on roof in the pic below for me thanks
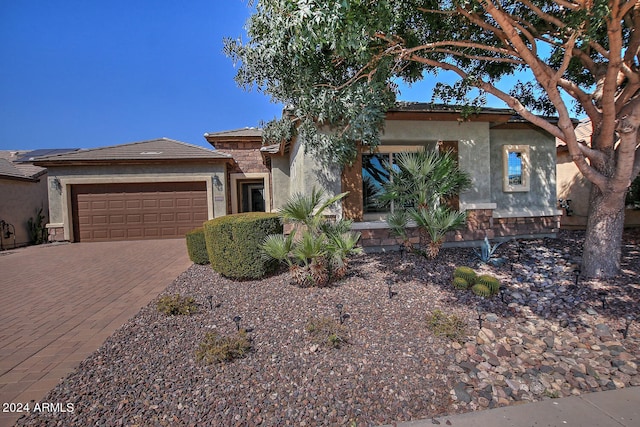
[15,148,80,162]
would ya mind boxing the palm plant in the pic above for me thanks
[378,148,471,258]
[261,188,362,286]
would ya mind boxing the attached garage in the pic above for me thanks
[72,182,208,242]
[34,138,232,243]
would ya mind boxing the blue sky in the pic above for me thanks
[0,1,532,152]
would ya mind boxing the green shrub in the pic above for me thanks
[477,275,500,295]
[305,316,350,348]
[453,266,477,284]
[426,309,468,342]
[471,283,492,297]
[452,277,470,290]
[157,294,198,315]
[195,330,252,364]
[185,227,209,265]
[204,213,282,279]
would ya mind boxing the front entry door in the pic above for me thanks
[240,181,265,212]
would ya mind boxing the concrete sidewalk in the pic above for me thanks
[0,239,191,427]
[385,387,639,427]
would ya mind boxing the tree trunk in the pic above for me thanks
[581,185,626,278]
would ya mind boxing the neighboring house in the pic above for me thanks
[207,103,563,249]
[0,149,77,248]
[34,139,232,242]
[556,119,640,228]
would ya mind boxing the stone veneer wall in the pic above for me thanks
[358,209,561,249]
[210,141,270,214]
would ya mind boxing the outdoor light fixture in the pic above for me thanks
[499,285,507,303]
[476,307,484,329]
[206,295,214,311]
[398,243,406,260]
[598,291,608,310]
[573,268,581,286]
[52,177,62,194]
[386,278,397,299]
[212,175,223,191]
[336,303,350,324]
[622,314,634,339]
[233,315,242,331]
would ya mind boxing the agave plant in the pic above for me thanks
[261,188,361,286]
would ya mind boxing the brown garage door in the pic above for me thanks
[71,182,208,242]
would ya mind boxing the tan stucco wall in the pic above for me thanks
[288,138,343,217]
[271,156,290,210]
[556,151,640,227]
[46,163,227,241]
[0,174,49,247]
[490,128,561,218]
[380,120,493,207]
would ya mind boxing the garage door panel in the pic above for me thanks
[143,199,158,208]
[159,199,175,208]
[72,181,208,242]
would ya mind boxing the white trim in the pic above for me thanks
[460,202,497,211]
[502,144,530,192]
[493,208,563,218]
[230,172,271,214]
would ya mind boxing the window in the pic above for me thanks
[502,145,530,192]
[361,146,424,220]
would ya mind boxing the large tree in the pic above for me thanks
[225,0,640,279]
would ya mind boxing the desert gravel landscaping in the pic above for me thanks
[15,229,640,426]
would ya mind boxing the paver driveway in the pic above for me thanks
[0,239,191,427]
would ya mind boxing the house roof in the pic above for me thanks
[204,128,263,138]
[556,118,592,148]
[0,150,53,181]
[33,138,232,165]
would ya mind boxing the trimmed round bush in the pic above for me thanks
[204,213,282,279]
[185,227,209,265]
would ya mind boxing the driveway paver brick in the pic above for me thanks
[0,239,190,427]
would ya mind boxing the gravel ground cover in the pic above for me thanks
[16,229,640,426]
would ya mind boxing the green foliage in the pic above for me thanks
[157,294,198,316]
[228,0,637,277]
[452,277,470,290]
[305,316,349,349]
[185,227,209,265]
[204,213,282,279]
[378,149,470,258]
[378,149,471,211]
[261,188,362,286]
[453,266,477,285]
[426,309,468,343]
[195,330,252,364]
[27,207,47,245]
[477,275,501,295]
[471,283,492,298]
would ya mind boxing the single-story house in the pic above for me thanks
[34,139,232,242]
[33,103,563,247]
[556,119,640,228]
[206,103,563,249]
[0,149,77,248]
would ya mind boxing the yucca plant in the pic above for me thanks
[261,188,361,286]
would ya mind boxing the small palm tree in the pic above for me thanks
[261,188,362,286]
[379,148,471,258]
